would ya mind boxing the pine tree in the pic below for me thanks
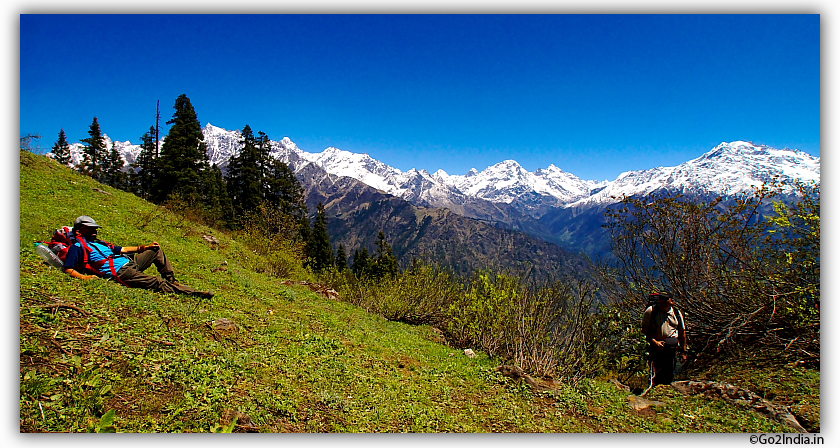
[266,158,308,223]
[299,212,312,255]
[335,243,348,271]
[132,127,159,199]
[201,164,234,229]
[226,125,265,223]
[371,231,400,279]
[154,94,209,203]
[79,117,107,181]
[306,203,334,273]
[257,131,272,179]
[104,141,125,188]
[51,128,72,166]
[351,247,371,278]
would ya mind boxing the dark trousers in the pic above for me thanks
[116,247,201,295]
[649,338,679,385]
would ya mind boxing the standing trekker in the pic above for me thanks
[62,215,214,299]
[641,291,687,387]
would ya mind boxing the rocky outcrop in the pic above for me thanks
[671,380,807,433]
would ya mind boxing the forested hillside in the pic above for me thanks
[298,165,590,280]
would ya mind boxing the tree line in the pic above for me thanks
[47,93,397,278]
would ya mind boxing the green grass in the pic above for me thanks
[19,150,815,433]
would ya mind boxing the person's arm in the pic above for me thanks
[62,245,96,280]
[64,268,97,280]
[120,242,160,254]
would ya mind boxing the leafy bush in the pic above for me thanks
[601,180,820,367]
[447,271,521,358]
[446,271,573,376]
[329,263,609,380]
[236,202,309,279]
[325,260,461,326]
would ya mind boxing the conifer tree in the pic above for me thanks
[79,117,107,181]
[335,243,348,271]
[257,131,272,179]
[299,212,312,254]
[201,164,234,229]
[226,125,265,223]
[154,94,209,203]
[266,158,308,224]
[371,231,400,279]
[306,203,334,273]
[132,127,159,199]
[351,247,371,278]
[103,141,125,188]
[51,128,72,166]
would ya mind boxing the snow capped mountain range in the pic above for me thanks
[565,141,821,209]
[63,124,820,219]
[198,124,611,217]
[199,125,822,218]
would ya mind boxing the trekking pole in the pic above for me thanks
[640,359,655,397]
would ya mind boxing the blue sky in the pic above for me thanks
[20,13,820,181]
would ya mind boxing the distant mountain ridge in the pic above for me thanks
[295,164,590,279]
[189,125,823,208]
[58,125,820,259]
[565,141,820,209]
[62,124,819,214]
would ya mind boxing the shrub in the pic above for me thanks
[236,202,308,279]
[325,260,461,326]
[446,270,603,379]
[326,262,608,379]
[601,180,820,367]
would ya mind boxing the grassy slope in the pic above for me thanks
[19,151,810,433]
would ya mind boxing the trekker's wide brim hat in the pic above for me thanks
[74,215,102,229]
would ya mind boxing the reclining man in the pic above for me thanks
[63,215,214,299]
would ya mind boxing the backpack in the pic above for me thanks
[48,226,76,263]
[34,226,78,269]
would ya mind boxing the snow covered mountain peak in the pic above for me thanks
[203,122,230,135]
[567,141,820,208]
[535,164,562,176]
[703,141,772,159]
[315,146,353,160]
[479,160,533,182]
[693,141,820,183]
[492,159,525,171]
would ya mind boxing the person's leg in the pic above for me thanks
[117,264,213,298]
[133,247,177,281]
[652,352,675,385]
